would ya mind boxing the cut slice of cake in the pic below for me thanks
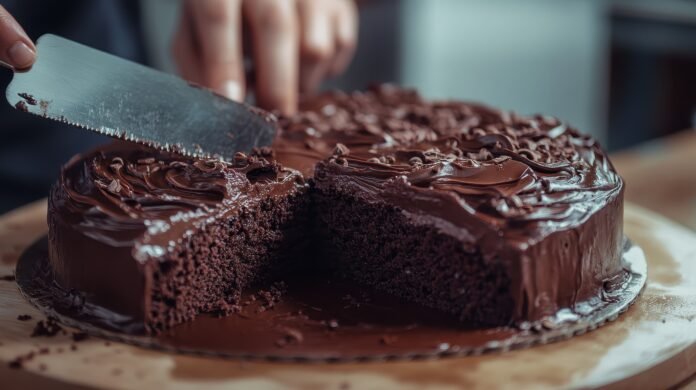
[49,143,309,333]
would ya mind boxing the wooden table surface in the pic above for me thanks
[612,129,696,231]
[612,130,696,390]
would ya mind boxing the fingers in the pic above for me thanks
[0,5,36,70]
[329,0,358,77]
[297,0,333,94]
[190,0,245,101]
[172,1,202,85]
[172,0,245,101]
[296,0,358,93]
[245,0,299,115]
[170,0,358,113]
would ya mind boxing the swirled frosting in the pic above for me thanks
[276,85,622,246]
[54,144,303,256]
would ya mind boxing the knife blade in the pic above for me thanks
[4,34,276,161]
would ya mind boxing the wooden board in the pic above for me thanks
[1,200,695,389]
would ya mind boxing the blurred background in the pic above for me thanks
[1,0,695,214]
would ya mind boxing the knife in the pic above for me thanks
[4,34,276,161]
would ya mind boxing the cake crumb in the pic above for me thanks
[257,282,286,312]
[275,326,303,348]
[72,332,89,342]
[15,101,28,112]
[8,351,36,369]
[327,319,339,331]
[18,92,38,105]
[39,100,50,116]
[31,317,63,337]
[17,314,32,321]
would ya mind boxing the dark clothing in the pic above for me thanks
[0,0,145,212]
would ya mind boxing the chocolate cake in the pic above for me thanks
[48,85,625,333]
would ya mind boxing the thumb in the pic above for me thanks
[0,5,36,70]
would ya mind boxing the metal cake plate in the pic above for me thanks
[15,236,646,363]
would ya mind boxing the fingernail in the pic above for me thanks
[220,80,242,102]
[7,42,36,69]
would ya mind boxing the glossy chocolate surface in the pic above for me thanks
[47,85,625,330]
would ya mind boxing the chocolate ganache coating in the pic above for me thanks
[48,85,625,332]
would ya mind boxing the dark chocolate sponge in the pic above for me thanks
[48,85,625,333]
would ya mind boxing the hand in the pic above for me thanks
[0,5,36,70]
[172,0,358,115]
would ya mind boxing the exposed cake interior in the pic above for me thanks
[147,191,311,331]
[313,188,515,325]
